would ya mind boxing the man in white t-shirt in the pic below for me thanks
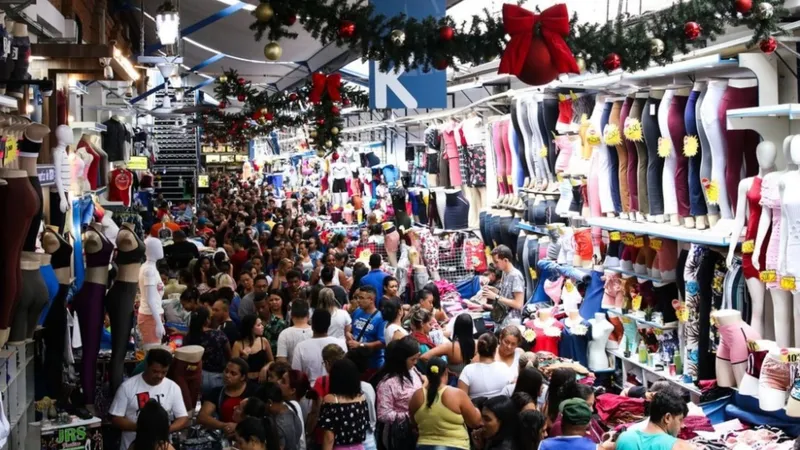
[109,349,189,450]
[276,300,313,363]
[292,309,347,384]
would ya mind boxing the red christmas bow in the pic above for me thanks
[310,73,342,104]
[498,4,579,80]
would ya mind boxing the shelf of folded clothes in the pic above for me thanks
[586,217,733,246]
[602,267,671,284]
[607,348,701,396]
[605,309,679,330]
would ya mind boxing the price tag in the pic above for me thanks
[604,124,622,146]
[565,280,575,293]
[632,294,642,311]
[747,340,760,352]
[622,233,635,246]
[506,176,513,185]
[634,237,645,248]
[539,146,548,158]
[760,270,777,283]
[610,231,621,242]
[780,348,800,363]
[529,268,538,281]
[683,135,699,157]
[650,238,663,251]
[558,93,567,102]
[705,180,720,205]
[677,306,689,323]
[5,136,17,163]
[741,240,755,254]
[781,276,796,291]
[650,103,656,116]
[556,173,564,182]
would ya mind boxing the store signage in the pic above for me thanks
[37,164,56,187]
[369,0,446,109]
[198,174,209,188]
[41,424,102,450]
[235,154,248,162]
[205,154,221,163]
[128,156,149,170]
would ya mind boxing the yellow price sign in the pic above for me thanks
[610,231,621,242]
[558,93,567,102]
[683,135,699,157]
[633,237,645,248]
[741,240,755,254]
[781,276,796,291]
[506,176,513,185]
[197,174,209,188]
[747,340,760,352]
[657,137,672,158]
[677,306,689,323]
[485,247,492,260]
[760,270,777,283]
[780,348,800,363]
[565,280,575,293]
[623,118,643,142]
[539,146,548,158]
[650,238,663,251]
[128,156,149,170]
[5,136,17,163]
[705,180,720,205]
[622,233,635,246]
[632,294,642,311]
[529,268,538,281]
[604,124,622,146]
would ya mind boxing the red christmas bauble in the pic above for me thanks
[760,36,777,53]
[603,53,622,71]
[514,37,560,86]
[735,0,753,14]
[283,12,297,26]
[331,106,340,116]
[237,94,246,102]
[237,77,246,85]
[433,58,449,70]
[252,111,261,120]
[338,20,356,39]
[317,118,325,125]
[343,98,351,106]
[243,122,250,129]
[265,112,275,121]
[439,26,454,42]
[289,93,298,101]
[219,101,227,110]
[684,22,701,40]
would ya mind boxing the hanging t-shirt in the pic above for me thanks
[109,168,133,206]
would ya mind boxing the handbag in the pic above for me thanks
[177,426,223,450]
[380,416,417,450]
[347,309,380,372]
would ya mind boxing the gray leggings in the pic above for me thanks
[9,269,49,342]
[105,280,137,396]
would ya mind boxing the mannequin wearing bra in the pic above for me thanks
[74,222,113,411]
[753,137,796,348]
[778,137,800,346]
[727,141,776,337]
[78,134,100,190]
[10,123,50,344]
[41,227,72,399]
[106,222,145,397]
[75,140,93,193]
[659,89,679,225]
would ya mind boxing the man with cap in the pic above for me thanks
[539,398,596,450]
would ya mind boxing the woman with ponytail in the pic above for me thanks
[409,357,482,450]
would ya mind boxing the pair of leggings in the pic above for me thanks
[701,81,732,219]
[73,281,107,405]
[516,234,527,274]
[616,100,631,212]
[38,264,59,326]
[0,177,37,331]
[511,102,531,180]
[106,280,137,396]
[669,94,691,217]
[685,90,708,216]
[606,102,623,213]
[500,120,513,191]
[479,211,489,245]
[644,96,664,215]
[719,85,759,215]
[696,88,720,217]
[627,98,645,212]
[526,237,540,299]
[509,121,524,190]
[493,122,507,194]
[659,90,678,216]
[49,191,67,233]
[41,284,68,399]
[10,268,49,342]
[169,359,203,412]
[542,98,559,174]
[6,35,30,98]
[533,100,554,182]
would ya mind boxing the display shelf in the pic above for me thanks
[603,266,671,283]
[607,349,701,398]
[606,309,679,330]
[0,94,17,110]
[585,217,733,246]
[521,188,560,196]
[726,104,800,170]
[518,223,549,234]
[70,122,108,133]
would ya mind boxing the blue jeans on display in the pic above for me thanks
[479,211,489,243]
[579,271,606,320]
[600,102,621,213]
[516,234,527,273]
[492,216,505,250]
[685,90,708,216]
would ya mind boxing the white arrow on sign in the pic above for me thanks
[372,61,418,109]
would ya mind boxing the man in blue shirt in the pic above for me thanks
[346,286,385,380]
[360,254,389,306]
[539,399,597,450]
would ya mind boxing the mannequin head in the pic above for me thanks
[791,135,800,165]
[755,141,777,169]
[144,237,164,261]
[55,125,74,146]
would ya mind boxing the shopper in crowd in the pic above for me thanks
[213,298,240,345]
[321,266,349,307]
[543,367,577,425]
[234,417,281,450]
[421,283,449,325]
[496,325,524,371]
[318,287,351,339]
[360,254,389,305]
[270,258,294,290]
[128,400,175,450]
[308,237,324,268]
[232,314,274,380]
[312,252,348,287]
[109,349,189,450]
[276,300,313,364]
[458,333,514,399]
[292,309,347,384]
[298,240,314,275]
[519,410,548,450]
[216,286,241,325]
[319,359,371,450]
[198,358,257,436]
[193,255,216,289]
[483,245,525,327]
[409,357,481,450]
[473,396,519,450]
[184,307,232,392]
[240,274,270,318]
[420,313,475,380]
[615,389,692,450]
[408,305,438,354]
[501,366,544,405]
[259,381,304,450]
[231,237,251,276]
[256,290,288,356]
[347,286,386,378]
[548,381,602,442]
[164,287,199,334]
[280,369,317,422]
[251,254,266,276]
[374,336,423,446]
[164,230,200,271]
[381,276,399,305]
[381,297,408,345]
[350,262,369,300]
[239,271,255,298]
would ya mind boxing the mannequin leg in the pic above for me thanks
[105,281,137,396]
[771,289,793,348]
[764,290,775,341]
[73,281,106,406]
[746,278,767,337]
[9,269,49,342]
[42,284,68,399]
[435,193,447,229]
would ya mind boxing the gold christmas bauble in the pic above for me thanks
[264,42,282,61]
[309,130,318,138]
[575,57,586,73]
[219,75,228,83]
[390,30,406,46]
[331,127,339,135]
[255,3,274,23]
[325,140,333,148]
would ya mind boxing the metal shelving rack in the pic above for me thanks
[151,89,199,204]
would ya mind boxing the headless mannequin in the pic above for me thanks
[714,309,759,388]
[75,137,93,193]
[41,226,71,399]
[106,223,144,396]
[6,23,29,99]
[50,125,73,232]
[727,141,776,337]
[779,137,800,346]
[564,309,583,328]
[168,345,205,417]
[753,137,797,347]
[588,312,613,370]
[759,347,796,411]
[139,237,166,345]
[690,81,708,230]
[88,135,108,188]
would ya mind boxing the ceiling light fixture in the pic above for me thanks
[215,0,256,12]
[156,1,180,46]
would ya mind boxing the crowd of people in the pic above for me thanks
[112,174,696,450]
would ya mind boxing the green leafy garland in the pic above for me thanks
[249,0,786,74]
[203,69,370,153]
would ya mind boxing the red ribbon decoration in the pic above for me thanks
[310,73,342,104]
[498,4,579,81]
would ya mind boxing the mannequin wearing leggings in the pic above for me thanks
[542,95,559,175]
[508,116,524,190]
[41,227,71,399]
[696,83,721,225]
[659,89,678,224]
[668,89,691,226]
[644,91,665,221]
[500,118,515,192]
[591,96,614,219]
[493,121,507,194]
[106,223,145,397]
[529,98,553,187]
[610,100,630,216]
[701,80,732,219]
[719,79,760,214]
[686,82,709,229]
[517,99,537,182]
[602,100,621,215]
[619,97,633,216]
[512,101,532,181]
[627,96,646,220]
[631,94,650,220]
[74,224,113,410]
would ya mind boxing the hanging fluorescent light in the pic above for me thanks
[155,1,180,46]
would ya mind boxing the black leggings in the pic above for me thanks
[7,36,30,98]
[510,102,529,179]
[643,97,664,216]
[105,280,137,396]
[541,98,559,174]
[42,284,69,399]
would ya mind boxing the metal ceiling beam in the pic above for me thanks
[132,54,225,103]
[143,2,247,55]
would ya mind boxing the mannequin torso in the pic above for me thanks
[116,223,144,283]
[588,313,614,370]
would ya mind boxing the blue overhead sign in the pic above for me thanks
[369,0,447,110]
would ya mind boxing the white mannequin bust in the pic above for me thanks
[138,237,165,343]
[52,124,74,213]
[588,312,614,370]
[778,138,800,345]
[759,347,794,412]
